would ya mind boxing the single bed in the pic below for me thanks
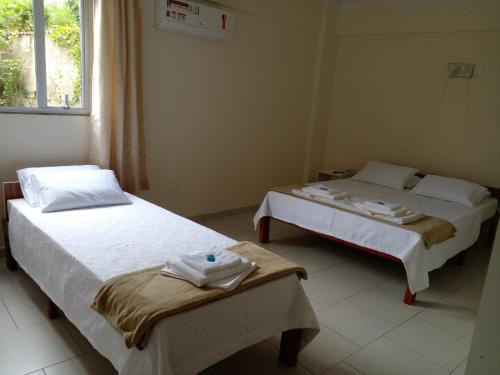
[254,178,499,304]
[2,182,319,375]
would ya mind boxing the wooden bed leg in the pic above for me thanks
[259,216,270,244]
[403,284,416,305]
[47,298,61,320]
[487,215,499,247]
[456,250,467,266]
[2,218,18,271]
[279,329,302,367]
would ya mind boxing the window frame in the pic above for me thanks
[0,0,89,116]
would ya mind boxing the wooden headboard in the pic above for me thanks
[3,181,23,220]
[488,186,500,200]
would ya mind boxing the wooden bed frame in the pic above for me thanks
[258,185,500,305]
[2,181,302,368]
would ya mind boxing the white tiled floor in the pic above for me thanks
[0,210,492,375]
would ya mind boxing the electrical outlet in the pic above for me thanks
[448,63,475,78]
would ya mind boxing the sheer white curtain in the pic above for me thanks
[90,0,149,192]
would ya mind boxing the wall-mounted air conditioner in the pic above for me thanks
[155,0,234,41]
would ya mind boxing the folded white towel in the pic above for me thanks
[303,185,341,196]
[180,249,242,275]
[292,189,350,203]
[298,187,350,201]
[161,262,257,291]
[363,199,402,212]
[354,203,424,224]
[164,256,252,288]
[383,213,425,224]
[359,203,409,217]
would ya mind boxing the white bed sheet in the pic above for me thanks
[254,179,498,293]
[8,194,319,375]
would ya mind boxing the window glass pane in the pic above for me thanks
[0,0,36,108]
[45,0,82,108]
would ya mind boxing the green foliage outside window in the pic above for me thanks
[0,0,81,107]
[46,0,81,105]
[0,0,33,105]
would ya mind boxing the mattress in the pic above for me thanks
[254,179,498,293]
[8,194,319,375]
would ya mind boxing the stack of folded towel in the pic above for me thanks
[355,199,424,224]
[161,248,256,291]
[300,184,350,201]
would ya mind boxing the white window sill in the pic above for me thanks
[0,107,90,116]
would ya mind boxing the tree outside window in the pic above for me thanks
[0,0,85,111]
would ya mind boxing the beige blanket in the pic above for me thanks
[271,185,456,249]
[90,241,307,350]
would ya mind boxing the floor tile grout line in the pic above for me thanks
[332,295,405,327]
[446,301,478,314]
[307,296,327,309]
[325,342,368,375]
[318,323,362,350]
[310,323,372,373]
[306,276,398,312]
[346,295,422,326]
[1,296,19,330]
[0,316,89,373]
[22,352,82,375]
[384,335,459,372]
[39,352,85,373]
[411,316,473,342]
[305,261,352,276]
[319,360,367,375]
[416,311,475,342]
[334,292,460,369]
[449,358,468,374]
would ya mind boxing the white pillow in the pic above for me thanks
[17,165,100,206]
[351,161,419,190]
[31,169,131,213]
[410,175,490,206]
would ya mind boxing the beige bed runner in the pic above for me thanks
[271,185,456,249]
[90,241,307,350]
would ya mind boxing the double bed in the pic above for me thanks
[2,182,319,375]
[254,178,499,304]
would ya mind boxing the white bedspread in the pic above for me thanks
[8,194,319,375]
[254,179,498,293]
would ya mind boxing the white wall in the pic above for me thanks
[0,114,89,245]
[139,0,326,217]
[303,1,339,182]
[321,2,500,187]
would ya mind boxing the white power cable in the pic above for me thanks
[408,77,452,156]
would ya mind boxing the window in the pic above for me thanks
[0,0,87,114]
